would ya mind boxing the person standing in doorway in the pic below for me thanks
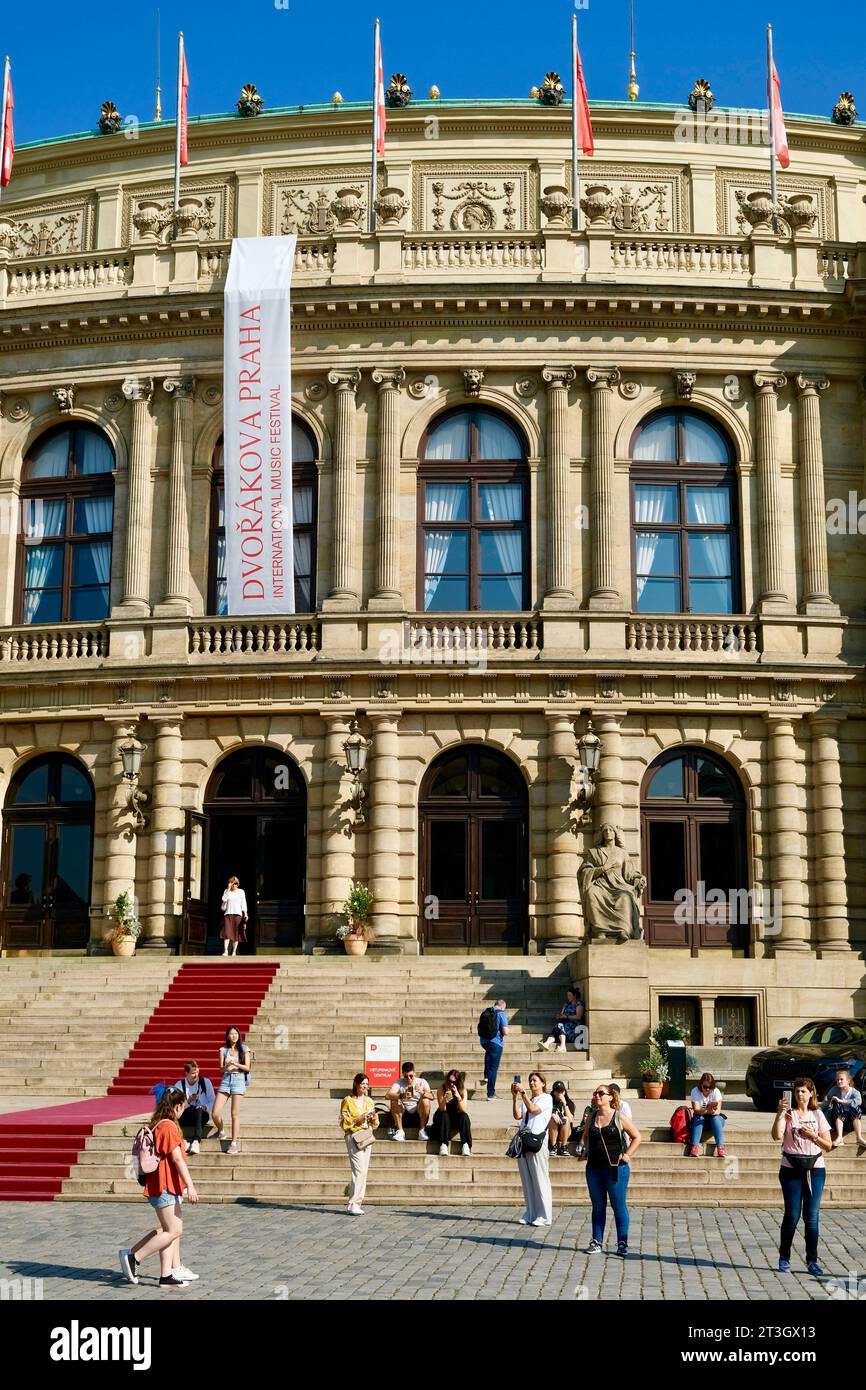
[478,999,509,1100]
[220,876,248,957]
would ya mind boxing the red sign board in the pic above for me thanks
[364,1036,401,1087]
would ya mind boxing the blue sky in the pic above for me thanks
[5,0,864,145]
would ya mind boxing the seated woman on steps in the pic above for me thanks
[540,988,585,1053]
[211,1025,250,1157]
[429,1069,472,1156]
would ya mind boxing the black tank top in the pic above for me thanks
[586,1115,622,1170]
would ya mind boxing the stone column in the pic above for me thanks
[541,366,577,608]
[101,718,143,934]
[752,373,790,609]
[367,711,404,948]
[119,376,155,614]
[809,712,849,954]
[324,368,362,609]
[317,714,355,938]
[369,368,406,609]
[159,375,195,614]
[585,367,623,609]
[765,713,809,951]
[592,713,624,830]
[140,716,184,953]
[795,373,835,613]
[544,712,583,945]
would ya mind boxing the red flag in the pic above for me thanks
[178,40,189,167]
[374,21,386,157]
[768,57,789,169]
[1,60,13,189]
[575,39,594,156]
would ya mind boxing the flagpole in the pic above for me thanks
[767,24,778,233]
[174,30,183,212]
[370,18,379,233]
[572,14,579,231]
[0,57,9,206]
[155,9,162,121]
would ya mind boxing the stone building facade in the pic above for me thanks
[0,95,864,1069]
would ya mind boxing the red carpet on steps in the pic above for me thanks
[0,961,279,1200]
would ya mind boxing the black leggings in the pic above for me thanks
[430,1104,472,1149]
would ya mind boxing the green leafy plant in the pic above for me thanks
[103,889,141,946]
[639,1049,665,1081]
[650,1021,696,1074]
[334,883,375,942]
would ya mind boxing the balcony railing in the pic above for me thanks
[408,616,542,655]
[626,618,759,656]
[5,252,133,298]
[188,619,321,656]
[0,624,109,662]
[609,236,751,277]
[402,235,544,273]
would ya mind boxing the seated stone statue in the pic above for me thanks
[578,823,646,942]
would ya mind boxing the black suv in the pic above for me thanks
[745,1020,866,1111]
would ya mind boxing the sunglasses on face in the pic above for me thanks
[592,1090,609,1098]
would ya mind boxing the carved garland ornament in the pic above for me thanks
[431,179,516,232]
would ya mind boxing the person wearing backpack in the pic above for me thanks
[478,998,508,1100]
[580,1084,641,1256]
[172,1060,216,1155]
[119,1088,199,1289]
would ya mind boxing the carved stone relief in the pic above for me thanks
[263,169,372,238]
[411,164,538,233]
[567,163,688,232]
[123,180,232,246]
[718,170,833,239]
[0,195,95,258]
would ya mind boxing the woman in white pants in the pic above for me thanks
[340,1073,379,1216]
[512,1072,554,1227]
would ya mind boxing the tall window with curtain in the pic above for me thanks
[16,424,115,625]
[629,409,739,615]
[209,419,318,614]
[418,407,528,613]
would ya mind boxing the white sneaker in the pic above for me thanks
[461,1143,471,1156]
[171,1265,200,1281]
[418,1127,430,1141]
[393,1129,405,1142]
[531,1217,547,1227]
[190,1140,200,1155]
[439,1143,448,1156]
[347,1204,364,1216]
[184,1141,191,1153]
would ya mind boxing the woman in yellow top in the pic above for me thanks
[339,1073,379,1216]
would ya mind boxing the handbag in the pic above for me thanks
[353,1125,375,1151]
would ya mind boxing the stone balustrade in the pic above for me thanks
[401,235,544,272]
[819,244,855,280]
[610,236,751,277]
[626,618,759,656]
[4,252,133,299]
[188,619,321,656]
[408,616,542,655]
[0,624,109,662]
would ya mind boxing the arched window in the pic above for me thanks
[418,407,528,613]
[630,409,739,615]
[17,425,114,625]
[209,420,318,614]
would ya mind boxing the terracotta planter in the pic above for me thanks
[112,936,136,958]
[642,1080,663,1100]
[343,937,368,957]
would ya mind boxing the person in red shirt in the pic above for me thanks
[119,1089,200,1289]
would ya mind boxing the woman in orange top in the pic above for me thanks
[119,1089,200,1289]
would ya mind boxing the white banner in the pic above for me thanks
[223,236,297,614]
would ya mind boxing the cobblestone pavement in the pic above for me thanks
[2,1204,865,1301]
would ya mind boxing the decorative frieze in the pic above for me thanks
[570,163,688,231]
[124,181,231,245]
[0,195,95,257]
[718,170,833,238]
[411,163,538,232]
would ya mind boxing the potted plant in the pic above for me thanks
[103,890,141,958]
[335,882,374,956]
[649,1021,695,1096]
[639,1049,666,1100]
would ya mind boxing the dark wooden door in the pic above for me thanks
[182,811,210,953]
[2,756,93,951]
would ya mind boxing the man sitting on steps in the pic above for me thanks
[389,1062,434,1141]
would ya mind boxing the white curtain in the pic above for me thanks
[29,434,69,478]
[76,497,113,534]
[77,431,114,475]
[689,533,729,579]
[480,483,522,521]
[683,416,728,464]
[687,485,730,525]
[426,415,470,460]
[83,541,111,586]
[476,413,522,459]
[484,530,523,608]
[293,485,313,524]
[423,530,452,608]
[632,415,676,461]
[634,485,675,524]
[293,532,311,580]
[634,532,663,601]
[23,546,57,623]
[22,498,65,541]
[291,421,315,463]
[425,484,466,522]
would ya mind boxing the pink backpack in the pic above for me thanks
[131,1125,161,1186]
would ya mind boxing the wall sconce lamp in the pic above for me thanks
[120,731,150,830]
[571,718,602,823]
[342,718,371,824]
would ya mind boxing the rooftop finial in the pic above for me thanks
[627,0,639,102]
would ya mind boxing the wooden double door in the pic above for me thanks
[419,746,528,951]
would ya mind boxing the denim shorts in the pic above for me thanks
[219,1073,247,1096]
[147,1190,183,1210]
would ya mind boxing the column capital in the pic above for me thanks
[163,375,196,399]
[153,713,185,731]
[371,367,406,390]
[542,365,576,389]
[327,367,362,392]
[763,709,802,729]
[795,372,829,396]
[586,366,621,390]
[753,371,787,395]
[365,708,404,727]
[808,709,846,730]
[122,376,154,404]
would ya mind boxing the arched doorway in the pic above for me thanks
[1,754,94,950]
[640,748,747,952]
[419,745,528,951]
[183,748,307,953]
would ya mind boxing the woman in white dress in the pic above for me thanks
[220,876,248,957]
[512,1072,554,1227]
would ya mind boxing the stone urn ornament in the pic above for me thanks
[736,188,775,231]
[540,184,573,228]
[782,192,818,233]
[330,187,366,230]
[373,187,410,228]
[579,184,614,227]
[0,217,18,254]
[173,196,206,240]
[132,200,163,243]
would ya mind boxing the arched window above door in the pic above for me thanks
[630,409,739,616]
[418,408,528,613]
[18,424,115,625]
